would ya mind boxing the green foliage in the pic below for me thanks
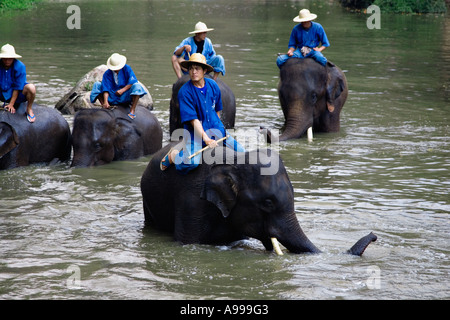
[0,0,42,11]
[340,0,447,13]
[373,0,447,13]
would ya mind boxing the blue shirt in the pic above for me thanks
[174,37,217,61]
[288,22,330,50]
[101,64,138,96]
[0,59,27,101]
[178,77,225,143]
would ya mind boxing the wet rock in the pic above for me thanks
[55,64,153,115]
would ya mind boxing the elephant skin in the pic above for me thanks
[71,105,162,167]
[269,58,348,142]
[141,144,376,256]
[169,74,236,136]
[0,103,71,170]
[55,65,153,115]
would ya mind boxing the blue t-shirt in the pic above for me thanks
[101,64,138,96]
[174,37,217,61]
[178,77,225,144]
[0,59,27,101]
[288,22,330,50]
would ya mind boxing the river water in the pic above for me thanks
[0,0,448,300]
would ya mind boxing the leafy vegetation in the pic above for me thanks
[0,0,42,12]
[340,0,448,13]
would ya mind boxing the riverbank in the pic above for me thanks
[0,0,43,12]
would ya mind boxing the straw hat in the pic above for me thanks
[189,21,214,34]
[106,53,127,71]
[0,44,22,58]
[293,9,317,23]
[180,53,214,73]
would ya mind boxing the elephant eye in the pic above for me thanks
[262,199,275,211]
[311,92,318,104]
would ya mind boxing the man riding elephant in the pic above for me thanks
[276,9,330,68]
[171,22,226,80]
[90,53,147,120]
[161,53,244,174]
[0,44,36,123]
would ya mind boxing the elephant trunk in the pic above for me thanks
[269,215,321,254]
[278,100,312,142]
[347,232,377,256]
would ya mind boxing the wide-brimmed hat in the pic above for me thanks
[0,44,22,58]
[189,21,214,34]
[293,9,317,22]
[107,53,127,71]
[180,53,214,73]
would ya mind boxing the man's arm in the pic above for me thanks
[190,119,218,148]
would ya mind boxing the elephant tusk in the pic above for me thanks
[271,237,284,256]
[307,127,313,141]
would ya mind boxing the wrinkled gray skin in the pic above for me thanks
[169,74,236,135]
[272,58,348,141]
[0,103,71,170]
[71,105,162,167]
[141,144,376,256]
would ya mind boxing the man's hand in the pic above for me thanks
[204,137,218,148]
[4,104,16,113]
[287,48,295,57]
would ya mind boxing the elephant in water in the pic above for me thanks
[141,144,376,256]
[0,103,71,170]
[266,58,348,142]
[71,105,162,167]
[169,74,236,136]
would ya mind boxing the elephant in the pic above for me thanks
[0,103,71,170]
[267,58,348,142]
[71,105,162,167]
[140,144,377,256]
[169,74,236,136]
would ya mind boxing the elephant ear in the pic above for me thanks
[201,165,239,218]
[0,122,20,158]
[326,66,347,113]
[113,118,142,151]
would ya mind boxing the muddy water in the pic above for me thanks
[0,0,449,300]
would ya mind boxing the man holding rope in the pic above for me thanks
[161,53,244,174]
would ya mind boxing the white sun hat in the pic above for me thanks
[293,9,317,23]
[189,21,214,34]
[0,44,22,58]
[106,53,127,71]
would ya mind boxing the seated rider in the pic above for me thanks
[276,9,330,68]
[90,53,147,120]
[0,44,36,123]
[171,21,225,80]
[161,53,244,174]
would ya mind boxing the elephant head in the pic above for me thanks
[200,152,321,254]
[71,106,162,167]
[141,146,376,256]
[275,58,348,141]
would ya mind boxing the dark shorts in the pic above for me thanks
[0,91,27,106]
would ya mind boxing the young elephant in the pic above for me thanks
[141,144,376,255]
[71,105,162,167]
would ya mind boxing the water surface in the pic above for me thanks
[0,0,449,300]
